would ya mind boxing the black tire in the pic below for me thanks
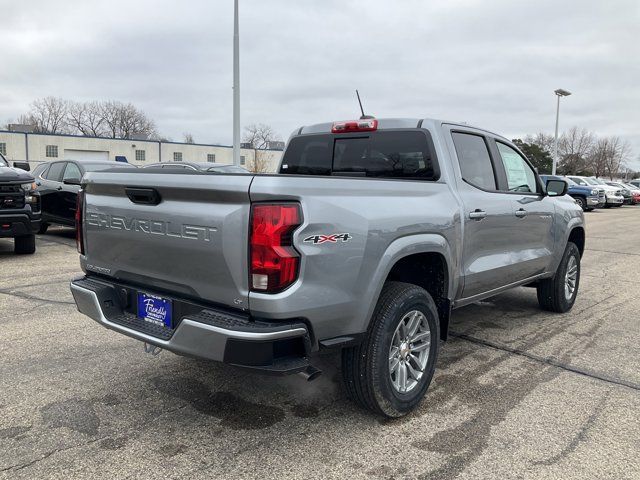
[14,234,36,254]
[38,222,49,234]
[574,196,587,211]
[342,282,440,417]
[537,242,580,313]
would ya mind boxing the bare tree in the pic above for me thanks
[558,127,594,174]
[99,101,156,139]
[67,101,106,137]
[602,137,630,179]
[118,102,156,139]
[15,97,159,139]
[586,136,629,179]
[183,133,195,144]
[248,151,274,173]
[99,101,121,138]
[524,132,555,154]
[242,123,281,150]
[587,138,609,178]
[25,97,69,134]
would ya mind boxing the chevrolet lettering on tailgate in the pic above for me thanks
[86,212,218,242]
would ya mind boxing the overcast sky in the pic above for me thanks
[1,0,638,168]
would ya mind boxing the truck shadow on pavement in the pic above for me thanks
[21,286,611,479]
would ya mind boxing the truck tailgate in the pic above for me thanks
[81,171,253,309]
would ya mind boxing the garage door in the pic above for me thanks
[63,150,109,162]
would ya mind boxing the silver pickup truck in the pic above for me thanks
[70,118,584,417]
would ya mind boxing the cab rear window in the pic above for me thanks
[280,131,439,180]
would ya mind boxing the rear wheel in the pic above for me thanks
[342,282,439,417]
[537,242,580,313]
[14,234,36,254]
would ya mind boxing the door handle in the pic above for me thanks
[56,186,63,191]
[469,209,487,220]
[515,208,527,218]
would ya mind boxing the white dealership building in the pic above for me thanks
[0,127,283,172]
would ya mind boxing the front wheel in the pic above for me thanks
[342,282,439,417]
[537,242,580,313]
[574,196,587,211]
[14,234,36,254]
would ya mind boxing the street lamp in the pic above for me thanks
[232,0,240,167]
[552,88,571,175]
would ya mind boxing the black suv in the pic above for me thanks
[32,160,130,233]
[0,154,40,254]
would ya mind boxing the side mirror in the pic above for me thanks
[546,179,568,197]
[13,161,30,171]
[63,177,82,186]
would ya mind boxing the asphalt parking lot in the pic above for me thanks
[1,207,639,480]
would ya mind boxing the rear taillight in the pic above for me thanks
[76,189,84,254]
[331,119,378,133]
[250,203,302,293]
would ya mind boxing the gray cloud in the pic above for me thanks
[1,0,638,168]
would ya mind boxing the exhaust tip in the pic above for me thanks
[298,365,322,382]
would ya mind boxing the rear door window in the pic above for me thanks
[32,163,50,179]
[451,132,496,191]
[46,162,66,182]
[63,162,82,181]
[280,131,438,180]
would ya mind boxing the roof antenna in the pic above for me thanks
[356,90,375,120]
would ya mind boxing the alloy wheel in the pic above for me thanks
[388,310,431,394]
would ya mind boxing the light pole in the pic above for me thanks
[232,0,240,166]
[552,88,571,175]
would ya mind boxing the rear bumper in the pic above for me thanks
[70,276,312,374]
[0,212,40,237]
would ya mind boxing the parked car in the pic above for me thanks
[0,154,40,253]
[606,181,636,205]
[567,176,623,207]
[70,117,585,417]
[629,180,640,188]
[143,162,250,174]
[540,174,599,211]
[33,160,132,233]
[589,177,628,207]
[622,183,640,204]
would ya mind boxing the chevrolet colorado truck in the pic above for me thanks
[0,154,40,254]
[70,118,585,417]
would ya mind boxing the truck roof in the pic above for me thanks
[296,118,509,142]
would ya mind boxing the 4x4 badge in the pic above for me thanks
[303,233,352,244]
